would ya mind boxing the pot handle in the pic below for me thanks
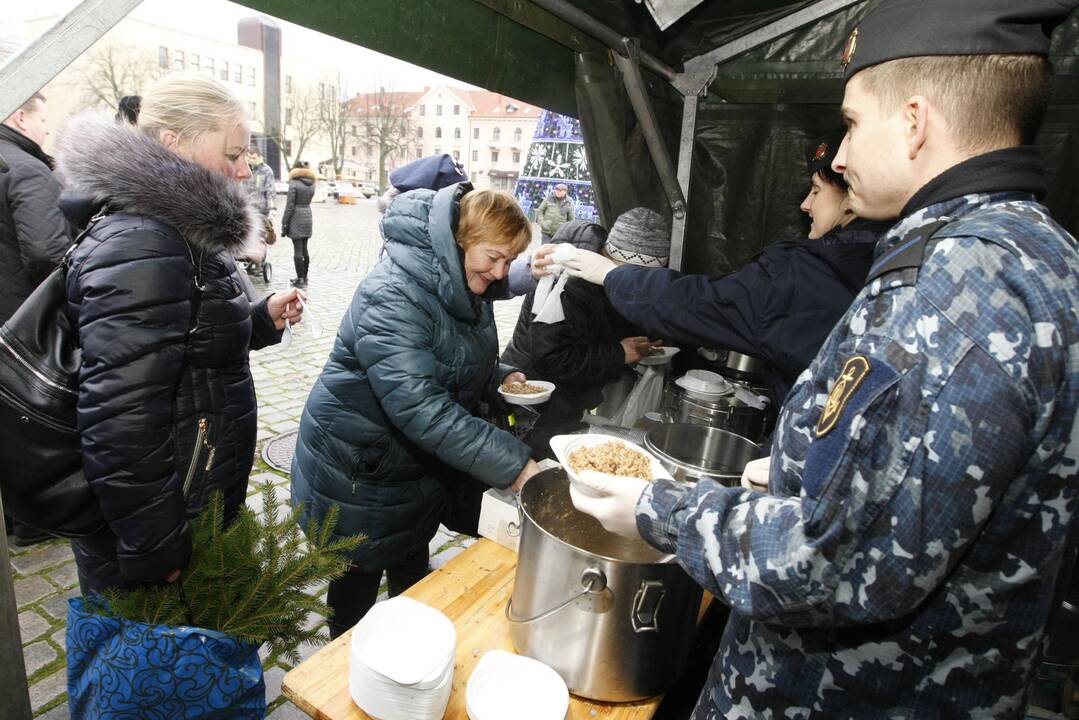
[631,580,665,633]
[505,568,607,625]
[507,495,523,538]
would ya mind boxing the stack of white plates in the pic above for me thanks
[348,597,456,720]
[675,368,732,400]
[466,650,569,720]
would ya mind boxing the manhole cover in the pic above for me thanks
[263,430,299,473]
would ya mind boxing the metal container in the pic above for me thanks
[666,384,769,441]
[718,349,767,384]
[507,468,702,702]
[644,423,763,485]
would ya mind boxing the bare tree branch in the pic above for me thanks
[275,84,322,171]
[347,84,415,191]
[71,44,163,112]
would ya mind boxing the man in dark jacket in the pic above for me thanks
[0,92,71,324]
[557,132,893,404]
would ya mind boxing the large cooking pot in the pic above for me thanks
[666,384,770,442]
[718,349,767,384]
[507,468,702,702]
[644,423,763,485]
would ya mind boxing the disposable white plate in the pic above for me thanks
[637,346,680,365]
[549,434,672,497]
[350,597,456,686]
[498,380,555,406]
[466,650,568,720]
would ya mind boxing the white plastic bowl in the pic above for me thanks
[498,380,555,406]
[549,434,672,497]
[466,650,568,720]
[637,345,680,365]
[675,369,732,400]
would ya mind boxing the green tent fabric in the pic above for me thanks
[236,0,1079,273]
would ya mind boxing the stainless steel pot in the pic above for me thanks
[507,468,702,702]
[644,423,763,485]
[666,384,769,441]
[719,349,767,383]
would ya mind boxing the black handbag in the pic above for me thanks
[0,236,104,537]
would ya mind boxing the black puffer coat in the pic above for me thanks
[281,167,315,239]
[54,116,282,583]
[0,125,72,322]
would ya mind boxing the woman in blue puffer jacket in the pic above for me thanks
[292,185,540,637]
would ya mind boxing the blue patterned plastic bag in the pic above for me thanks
[66,597,266,719]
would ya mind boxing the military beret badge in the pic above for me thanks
[816,355,871,437]
[840,27,858,69]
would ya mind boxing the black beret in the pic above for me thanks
[805,129,846,177]
[843,0,1079,78]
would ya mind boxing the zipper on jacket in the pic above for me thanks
[0,335,77,397]
[182,417,211,498]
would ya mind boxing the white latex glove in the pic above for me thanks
[568,469,649,537]
[739,456,772,491]
[560,248,617,285]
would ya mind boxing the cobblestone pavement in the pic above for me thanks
[6,197,529,718]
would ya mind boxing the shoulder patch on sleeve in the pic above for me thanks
[816,355,871,438]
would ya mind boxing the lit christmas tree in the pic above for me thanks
[514,110,597,222]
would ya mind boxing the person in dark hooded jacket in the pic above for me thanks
[281,162,316,287]
[54,75,304,594]
[292,186,540,638]
[554,130,894,404]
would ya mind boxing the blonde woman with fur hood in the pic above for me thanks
[53,74,304,595]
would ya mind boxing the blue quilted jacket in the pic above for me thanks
[291,184,530,569]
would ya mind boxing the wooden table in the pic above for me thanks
[282,538,683,719]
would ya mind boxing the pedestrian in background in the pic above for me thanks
[292,186,540,638]
[243,145,275,215]
[281,160,316,288]
[536,182,573,241]
[54,73,303,595]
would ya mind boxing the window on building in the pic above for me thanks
[158,46,169,69]
[453,104,460,115]
[351,146,357,157]
[434,127,442,139]
[419,105,426,116]
[283,140,292,156]
[284,75,292,94]
[435,148,441,155]
[285,107,292,126]
[512,151,520,164]
[454,127,461,140]
[173,50,185,71]
[491,150,499,163]
[366,145,373,159]
[220,61,229,82]
[436,104,442,116]
[234,63,243,83]
[205,57,215,76]
[471,149,478,162]
[250,102,257,117]
[453,150,460,161]
[470,172,477,183]
[492,127,501,141]
[351,125,357,135]
[473,127,480,140]
[247,67,255,86]
[190,53,200,71]
[416,127,423,138]
[514,127,522,141]
[416,147,423,159]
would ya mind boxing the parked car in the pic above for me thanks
[356,182,377,199]
[274,180,289,194]
[335,181,362,199]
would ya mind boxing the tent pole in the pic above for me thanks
[669,93,699,271]
[0,498,32,720]
[675,0,864,95]
[529,0,679,82]
[612,38,687,223]
[0,0,144,119]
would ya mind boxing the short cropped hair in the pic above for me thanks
[858,54,1053,152]
[456,189,532,255]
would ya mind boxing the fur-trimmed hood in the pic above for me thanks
[288,167,317,182]
[53,114,259,256]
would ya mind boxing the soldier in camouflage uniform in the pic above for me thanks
[571,1,1079,717]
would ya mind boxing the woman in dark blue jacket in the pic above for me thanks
[53,75,302,594]
[555,130,893,405]
[292,185,539,637]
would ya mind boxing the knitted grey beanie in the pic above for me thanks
[604,207,670,267]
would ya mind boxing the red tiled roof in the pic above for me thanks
[345,90,425,115]
[465,89,541,118]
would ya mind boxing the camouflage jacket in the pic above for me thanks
[243,161,275,215]
[638,191,1079,719]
